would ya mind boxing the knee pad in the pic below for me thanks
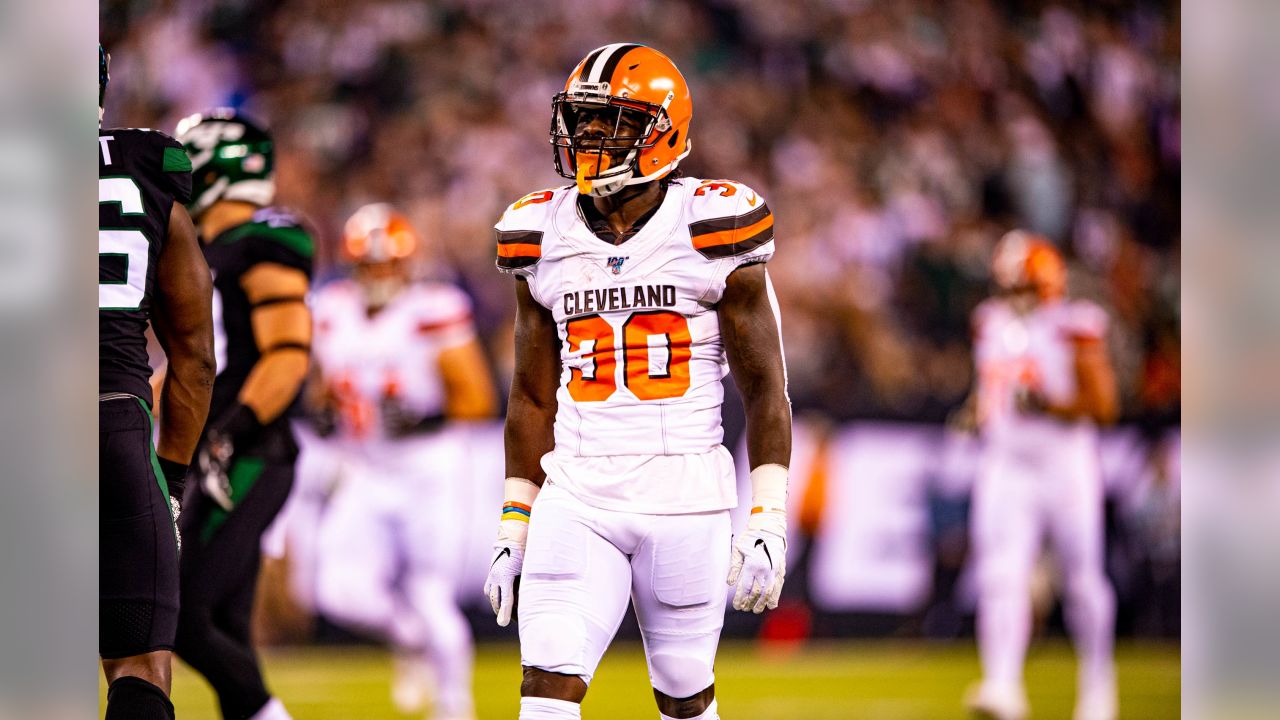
[647,649,715,701]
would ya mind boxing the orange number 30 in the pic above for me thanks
[565,311,692,402]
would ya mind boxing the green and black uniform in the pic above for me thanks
[176,207,312,720]
[98,127,191,659]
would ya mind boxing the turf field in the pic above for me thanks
[106,640,1179,719]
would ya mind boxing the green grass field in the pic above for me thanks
[107,640,1179,719]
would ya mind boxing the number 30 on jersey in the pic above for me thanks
[566,310,692,402]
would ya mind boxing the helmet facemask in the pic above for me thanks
[551,86,675,197]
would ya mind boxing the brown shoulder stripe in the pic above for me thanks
[496,229,543,270]
[689,203,774,259]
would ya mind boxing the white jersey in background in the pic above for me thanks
[311,279,475,453]
[496,177,776,514]
[972,296,1109,457]
[968,293,1118,720]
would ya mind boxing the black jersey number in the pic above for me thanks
[98,177,149,310]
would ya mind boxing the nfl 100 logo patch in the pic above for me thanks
[607,256,628,275]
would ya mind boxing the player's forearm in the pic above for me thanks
[742,386,793,469]
[238,349,309,424]
[503,392,556,485]
[441,344,499,421]
[156,351,215,463]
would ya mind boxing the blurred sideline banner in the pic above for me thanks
[407,420,1177,614]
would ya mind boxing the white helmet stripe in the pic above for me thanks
[585,43,633,83]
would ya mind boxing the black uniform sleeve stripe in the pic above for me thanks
[497,255,540,270]
[261,341,311,354]
[695,224,775,260]
[250,295,307,309]
[496,229,545,246]
[688,203,772,238]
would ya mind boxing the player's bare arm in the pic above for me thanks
[239,262,312,422]
[151,200,216,466]
[720,262,792,468]
[720,262,794,614]
[485,277,560,628]
[504,278,560,485]
[1034,336,1119,425]
[439,338,499,420]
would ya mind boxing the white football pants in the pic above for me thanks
[972,445,1116,696]
[518,481,731,701]
[315,434,474,716]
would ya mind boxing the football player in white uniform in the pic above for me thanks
[483,44,792,720]
[311,204,497,720]
[963,231,1120,720]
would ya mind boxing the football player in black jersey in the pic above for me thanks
[99,44,216,720]
[172,109,313,720]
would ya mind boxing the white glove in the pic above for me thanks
[728,527,786,613]
[170,496,183,555]
[483,478,539,627]
[485,540,524,627]
[727,464,789,613]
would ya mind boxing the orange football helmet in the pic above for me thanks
[991,230,1066,301]
[551,43,693,197]
[344,203,416,308]
[343,203,417,263]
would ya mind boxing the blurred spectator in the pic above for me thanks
[101,0,1178,428]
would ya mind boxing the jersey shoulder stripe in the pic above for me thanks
[689,202,774,259]
[495,187,568,274]
[496,229,544,271]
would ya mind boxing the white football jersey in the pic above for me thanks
[496,178,776,513]
[311,279,475,448]
[972,296,1109,458]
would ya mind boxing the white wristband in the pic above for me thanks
[497,477,540,546]
[746,464,789,537]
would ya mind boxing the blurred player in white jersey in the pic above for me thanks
[311,204,497,720]
[963,231,1120,720]
[483,44,792,720]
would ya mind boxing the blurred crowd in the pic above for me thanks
[101,0,1179,428]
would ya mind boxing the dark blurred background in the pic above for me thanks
[99,0,1179,642]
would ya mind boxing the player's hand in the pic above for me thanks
[727,528,787,613]
[196,431,236,510]
[170,496,184,554]
[1014,386,1049,415]
[484,541,524,626]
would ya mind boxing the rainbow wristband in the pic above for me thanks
[501,501,532,523]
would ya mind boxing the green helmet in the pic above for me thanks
[174,108,275,218]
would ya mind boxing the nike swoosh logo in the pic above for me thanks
[491,547,511,569]
[746,191,759,207]
[755,538,772,569]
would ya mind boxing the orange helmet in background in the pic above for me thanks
[344,203,416,309]
[343,203,417,263]
[991,230,1067,301]
[551,43,693,197]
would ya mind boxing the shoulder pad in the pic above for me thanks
[970,298,1003,337]
[409,283,474,323]
[684,179,774,259]
[103,129,193,203]
[494,187,566,273]
[1064,299,1109,340]
[247,206,315,259]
